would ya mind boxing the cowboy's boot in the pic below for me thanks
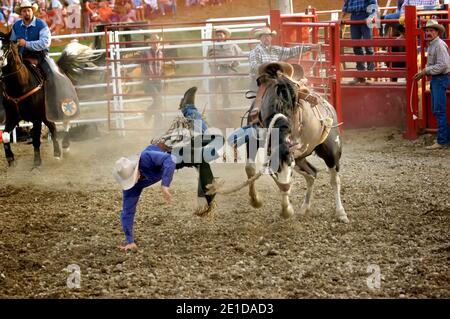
[179,86,197,109]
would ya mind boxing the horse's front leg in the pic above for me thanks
[2,119,19,166]
[245,162,263,208]
[275,162,294,219]
[245,131,263,208]
[43,119,61,159]
[330,167,349,223]
[32,121,42,167]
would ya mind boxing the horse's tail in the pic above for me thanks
[57,40,104,84]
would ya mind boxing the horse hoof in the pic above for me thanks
[299,204,310,216]
[54,156,61,161]
[250,196,263,208]
[194,205,212,217]
[336,209,349,223]
[63,147,70,154]
[280,204,295,219]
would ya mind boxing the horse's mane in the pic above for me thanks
[263,73,299,118]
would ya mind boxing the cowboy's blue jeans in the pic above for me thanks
[181,104,208,133]
[350,12,375,71]
[180,104,222,162]
[430,74,450,145]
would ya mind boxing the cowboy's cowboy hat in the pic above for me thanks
[14,1,39,15]
[145,33,162,42]
[254,27,277,39]
[113,155,140,190]
[258,61,294,78]
[423,19,446,35]
[213,27,231,37]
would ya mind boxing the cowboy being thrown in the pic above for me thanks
[10,1,79,120]
[113,87,223,251]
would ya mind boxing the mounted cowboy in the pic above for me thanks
[10,0,79,121]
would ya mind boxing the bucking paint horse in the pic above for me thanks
[208,62,349,223]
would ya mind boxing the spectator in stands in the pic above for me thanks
[65,0,82,33]
[207,27,243,108]
[48,0,65,36]
[1,7,19,29]
[341,0,378,84]
[82,0,99,33]
[414,20,450,149]
[248,27,319,91]
[97,0,119,23]
[143,0,158,19]
[159,0,176,17]
[400,0,440,14]
[132,0,145,21]
[141,33,165,115]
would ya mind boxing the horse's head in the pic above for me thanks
[0,32,19,70]
[259,63,300,172]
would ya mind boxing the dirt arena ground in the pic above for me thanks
[0,126,449,298]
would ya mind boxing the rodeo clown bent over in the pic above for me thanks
[113,87,223,251]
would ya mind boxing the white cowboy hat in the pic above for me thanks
[15,1,39,15]
[254,27,277,39]
[214,27,231,37]
[423,19,446,35]
[113,155,140,190]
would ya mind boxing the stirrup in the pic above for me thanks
[245,91,257,99]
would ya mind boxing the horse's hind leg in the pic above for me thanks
[2,119,19,166]
[43,119,61,159]
[61,121,70,153]
[330,167,349,223]
[315,133,349,223]
[294,158,317,217]
[32,121,42,167]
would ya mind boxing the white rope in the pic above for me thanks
[410,79,419,120]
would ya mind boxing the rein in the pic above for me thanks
[2,83,43,112]
[0,61,24,80]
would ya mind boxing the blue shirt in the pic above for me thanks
[10,17,51,55]
[121,145,176,244]
[343,0,377,13]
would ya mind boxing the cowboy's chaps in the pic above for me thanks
[40,56,80,121]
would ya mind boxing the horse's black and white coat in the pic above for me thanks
[245,62,349,223]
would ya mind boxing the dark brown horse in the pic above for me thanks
[0,33,100,168]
